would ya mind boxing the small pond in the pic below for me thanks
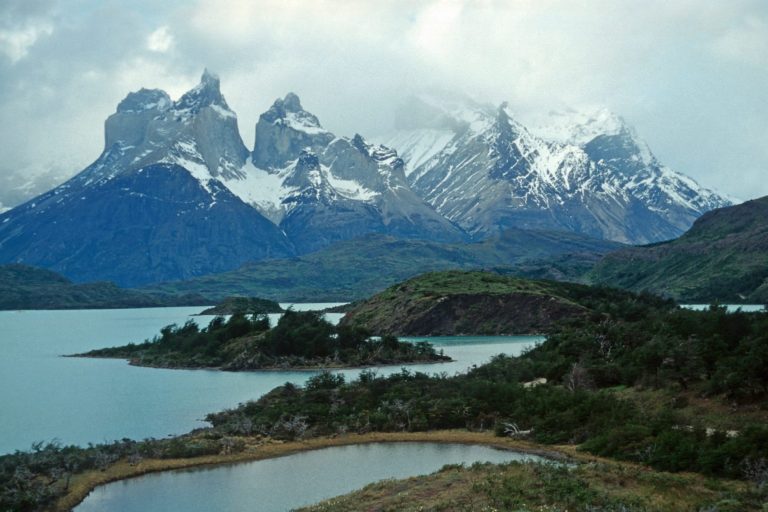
[75,442,543,512]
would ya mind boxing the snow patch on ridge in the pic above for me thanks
[209,104,236,119]
[377,129,455,177]
[281,112,328,135]
[325,169,378,201]
[221,158,296,223]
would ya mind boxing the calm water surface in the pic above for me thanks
[75,442,542,512]
[0,306,540,454]
[681,303,765,312]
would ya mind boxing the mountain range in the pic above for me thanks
[0,71,733,287]
[380,94,732,244]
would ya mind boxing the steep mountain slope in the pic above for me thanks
[235,94,466,252]
[382,96,732,244]
[591,196,768,302]
[0,71,293,286]
[0,164,292,286]
[143,230,621,302]
[0,72,735,288]
[0,74,467,286]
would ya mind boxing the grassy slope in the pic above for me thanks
[0,264,208,310]
[142,231,620,302]
[299,458,755,512]
[591,197,768,302]
[340,270,637,335]
[50,431,757,512]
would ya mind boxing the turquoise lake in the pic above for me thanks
[0,305,542,454]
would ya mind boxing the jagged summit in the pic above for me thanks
[201,68,219,85]
[94,69,248,183]
[172,69,233,120]
[262,93,312,120]
[281,92,303,112]
[252,93,333,170]
[380,93,733,244]
[116,88,171,114]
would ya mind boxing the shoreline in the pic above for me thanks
[52,430,577,512]
[66,354,454,372]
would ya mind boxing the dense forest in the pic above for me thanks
[77,310,450,369]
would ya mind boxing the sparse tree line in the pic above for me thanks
[0,435,242,512]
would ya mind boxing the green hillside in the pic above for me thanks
[0,264,207,310]
[591,197,768,302]
[143,231,620,302]
[339,270,659,335]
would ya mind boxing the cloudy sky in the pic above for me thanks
[1,0,766,205]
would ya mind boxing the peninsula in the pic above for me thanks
[74,310,450,370]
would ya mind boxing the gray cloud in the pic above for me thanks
[0,0,766,205]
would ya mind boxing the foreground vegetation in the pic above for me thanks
[300,459,759,512]
[75,310,450,370]
[4,280,768,511]
[209,298,768,482]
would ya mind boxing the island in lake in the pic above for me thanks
[73,309,450,370]
[196,296,284,315]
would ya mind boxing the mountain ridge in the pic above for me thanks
[590,196,768,301]
[381,94,732,244]
[142,230,621,302]
[0,72,734,287]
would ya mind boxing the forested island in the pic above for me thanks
[196,296,283,315]
[74,310,450,370]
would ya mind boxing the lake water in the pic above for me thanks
[75,442,542,512]
[0,306,541,454]
[681,303,765,313]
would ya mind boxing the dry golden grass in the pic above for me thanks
[49,430,757,512]
[50,430,565,512]
[298,456,754,512]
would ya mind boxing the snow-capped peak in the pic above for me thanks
[260,93,328,135]
[252,94,334,170]
[171,69,232,119]
[116,88,171,114]
[532,107,626,146]
[529,107,656,167]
